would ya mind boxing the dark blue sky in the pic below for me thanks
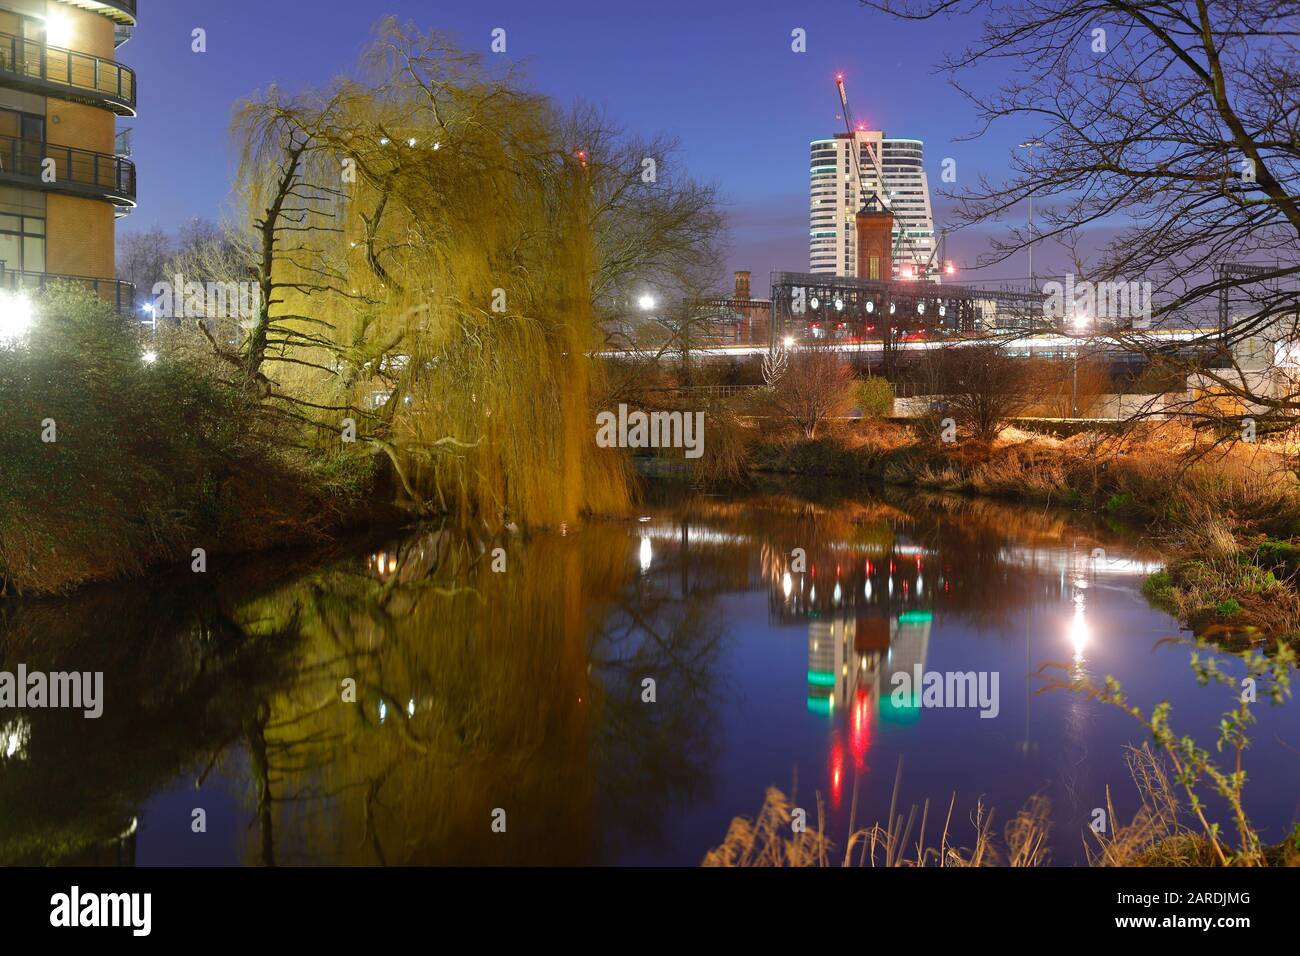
[122,0,1043,285]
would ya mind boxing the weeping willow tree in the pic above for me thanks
[215,19,722,527]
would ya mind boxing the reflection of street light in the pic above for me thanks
[639,535,652,573]
[1069,592,1089,662]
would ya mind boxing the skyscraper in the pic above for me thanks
[808,131,935,280]
[0,0,136,313]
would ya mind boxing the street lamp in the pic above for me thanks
[44,10,73,47]
[637,293,656,312]
[1018,140,1043,294]
[0,291,33,346]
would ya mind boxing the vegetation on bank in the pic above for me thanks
[3,21,728,595]
[0,290,381,596]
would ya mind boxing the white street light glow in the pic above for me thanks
[637,294,656,311]
[0,292,34,346]
[44,11,73,47]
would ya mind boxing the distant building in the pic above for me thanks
[809,131,935,280]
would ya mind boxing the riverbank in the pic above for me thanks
[742,418,1300,650]
[0,291,400,597]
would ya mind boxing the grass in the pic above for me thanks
[705,742,1299,868]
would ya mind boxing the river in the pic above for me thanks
[1,479,1296,865]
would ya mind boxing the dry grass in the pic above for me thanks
[703,762,1051,868]
[704,745,1295,868]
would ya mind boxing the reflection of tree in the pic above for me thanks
[587,532,729,853]
[244,521,727,865]
[0,565,307,865]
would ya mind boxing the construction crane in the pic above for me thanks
[834,73,923,280]
[834,73,886,211]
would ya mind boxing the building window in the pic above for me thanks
[869,256,880,280]
[0,214,45,274]
[0,108,45,142]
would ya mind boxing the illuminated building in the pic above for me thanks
[0,0,136,311]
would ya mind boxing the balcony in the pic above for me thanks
[0,31,136,116]
[60,2,138,27]
[0,135,136,207]
[0,265,135,314]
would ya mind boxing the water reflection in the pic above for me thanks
[1,483,1294,866]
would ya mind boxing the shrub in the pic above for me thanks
[855,375,894,419]
[0,287,374,593]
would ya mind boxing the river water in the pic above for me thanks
[2,480,1297,865]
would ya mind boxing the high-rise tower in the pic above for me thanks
[809,130,935,280]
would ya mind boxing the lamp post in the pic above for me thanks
[1018,140,1043,306]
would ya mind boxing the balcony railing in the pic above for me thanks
[0,31,136,116]
[0,265,135,314]
[0,134,136,206]
[65,2,138,26]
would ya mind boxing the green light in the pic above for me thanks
[807,670,836,687]
[806,696,833,717]
[898,611,933,624]
[879,693,921,724]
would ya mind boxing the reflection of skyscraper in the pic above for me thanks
[806,611,930,719]
[879,612,932,723]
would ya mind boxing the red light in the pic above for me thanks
[945,262,955,275]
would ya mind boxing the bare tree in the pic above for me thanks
[867,0,1300,432]
[920,342,1035,442]
[768,349,857,439]
[116,227,173,299]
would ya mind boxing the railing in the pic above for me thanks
[0,134,135,205]
[0,31,136,115]
[0,265,135,314]
[69,1,137,22]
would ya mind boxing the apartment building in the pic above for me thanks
[0,0,136,312]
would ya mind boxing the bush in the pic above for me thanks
[0,287,374,593]
[855,376,894,419]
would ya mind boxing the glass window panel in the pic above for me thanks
[23,235,44,272]
[0,233,20,273]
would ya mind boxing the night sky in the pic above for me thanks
[122,0,1046,286]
